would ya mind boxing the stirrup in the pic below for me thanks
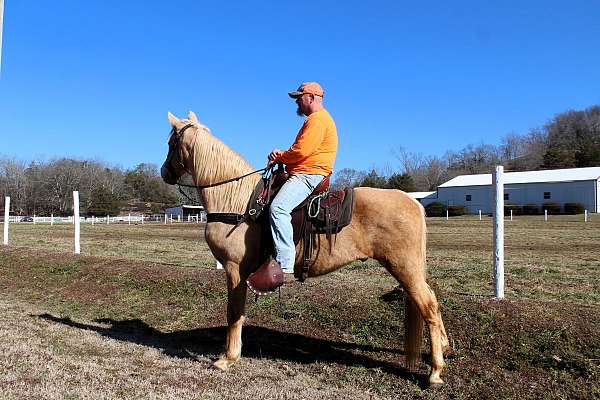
[246,257,284,296]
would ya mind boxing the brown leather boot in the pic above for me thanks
[246,257,284,296]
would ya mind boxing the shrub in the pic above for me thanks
[522,204,539,215]
[504,204,522,216]
[543,202,561,214]
[425,202,446,217]
[564,202,585,215]
[447,205,466,216]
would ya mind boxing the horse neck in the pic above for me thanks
[189,132,260,214]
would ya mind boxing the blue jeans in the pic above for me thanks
[270,173,324,272]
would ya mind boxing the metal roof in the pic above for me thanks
[439,166,600,188]
[407,191,437,199]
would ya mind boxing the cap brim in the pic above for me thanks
[288,91,303,98]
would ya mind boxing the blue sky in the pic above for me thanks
[1,1,599,173]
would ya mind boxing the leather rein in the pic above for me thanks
[166,123,267,225]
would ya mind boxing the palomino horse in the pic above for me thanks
[161,111,449,386]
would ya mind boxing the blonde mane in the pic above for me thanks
[189,122,261,213]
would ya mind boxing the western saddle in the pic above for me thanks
[245,164,355,288]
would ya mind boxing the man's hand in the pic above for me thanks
[267,149,284,166]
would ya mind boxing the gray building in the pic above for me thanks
[436,166,600,214]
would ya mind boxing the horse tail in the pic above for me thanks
[405,204,426,368]
[405,294,424,368]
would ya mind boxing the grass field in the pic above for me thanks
[0,216,599,399]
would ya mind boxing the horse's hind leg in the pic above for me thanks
[406,279,445,386]
[213,261,247,371]
[385,259,446,386]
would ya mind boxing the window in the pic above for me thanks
[544,192,551,199]
[504,193,509,201]
[466,195,472,201]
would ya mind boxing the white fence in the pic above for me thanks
[1,213,207,224]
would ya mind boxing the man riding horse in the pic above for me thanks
[257,82,338,287]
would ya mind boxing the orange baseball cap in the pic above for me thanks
[288,82,324,98]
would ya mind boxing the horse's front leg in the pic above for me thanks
[213,261,248,371]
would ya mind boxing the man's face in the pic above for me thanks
[295,94,310,116]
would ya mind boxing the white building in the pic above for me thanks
[407,191,438,207]
[436,166,600,214]
[164,205,205,219]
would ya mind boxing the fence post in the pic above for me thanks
[446,209,448,221]
[141,215,144,225]
[585,210,588,223]
[91,216,94,226]
[164,213,167,224]
[73,191,80,254]
[479,210,481,220]
[3,196,9,245]
[492,166,504,299]
[106,214,109,225]
[33,214,36,225]
[51,213,54,226]
[544,209,548,222]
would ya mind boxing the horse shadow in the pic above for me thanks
[36,313,429,387]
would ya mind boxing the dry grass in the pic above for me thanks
[0,216,599,399]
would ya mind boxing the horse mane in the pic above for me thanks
[190,122,261,213]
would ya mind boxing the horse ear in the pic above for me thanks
[188,111,199,123]
[167,112,179,126]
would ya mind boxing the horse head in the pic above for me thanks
[161,111,203,185]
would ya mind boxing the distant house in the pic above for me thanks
[164,205,205,219]
[407,191,438,208]
[436,166,600,214]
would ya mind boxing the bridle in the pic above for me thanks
[165,122,267,192]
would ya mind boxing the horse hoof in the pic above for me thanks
[428,378,444,388]
[212,358,231,371]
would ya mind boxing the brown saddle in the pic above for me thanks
[246,165,355,282]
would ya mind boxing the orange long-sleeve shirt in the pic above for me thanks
[276,109,338,175]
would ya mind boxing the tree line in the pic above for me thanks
[334,104,600,191]
[0,159,185,216]
[2,105,598,214]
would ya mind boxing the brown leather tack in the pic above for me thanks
[246,257,284,296]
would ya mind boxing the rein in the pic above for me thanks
[177,167,267,190]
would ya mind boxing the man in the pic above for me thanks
[267,81,338,274]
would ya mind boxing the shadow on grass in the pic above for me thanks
[36,313,428,387]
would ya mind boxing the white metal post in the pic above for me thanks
[544,209,548,222]
[479,210,481,220]
[128,213,131,225]
[510,209,513,221]
[91,216,94,226]
[73,191,80,254]
[585,210,588,223]
[106,214,109,225]
[33,214,36,225]
[197,213,199,223]
[446,209,448,221]
[51,213,54,226]
[141,215,144,224]
[492,166,504,299]
[164,213,167,224]
[3,196,9,245]
[0,0,5,76]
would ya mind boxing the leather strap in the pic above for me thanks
[207,213,245,225]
